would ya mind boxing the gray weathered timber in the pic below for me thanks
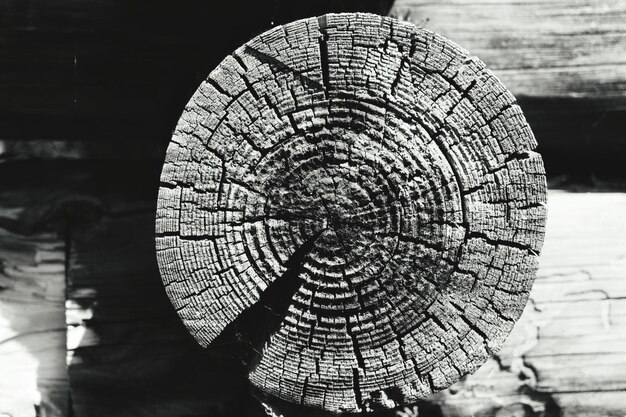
[391,0,626,99]
[156,13,547,414]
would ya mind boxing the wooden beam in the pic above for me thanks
[391,0,626,99]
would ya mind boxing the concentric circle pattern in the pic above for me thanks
[156,13,547,414]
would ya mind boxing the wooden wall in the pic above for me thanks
[0,0,624,416]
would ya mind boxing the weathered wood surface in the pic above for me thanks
[391,0,626,99]
[0,0,624,415]
[156,13,547,414]
[0,167,68,417]
[388,1,626,176]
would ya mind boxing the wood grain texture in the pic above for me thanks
[0,181,68,416]
[391,0,626,99]
[389,0,626,177]
[428,190,626,417]
[156,13,547,414]
[0,0,622,415]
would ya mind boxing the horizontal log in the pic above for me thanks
[66,188,626,417]
[392,0,626,98]
[0,153,623,416]
[1,0,624,168]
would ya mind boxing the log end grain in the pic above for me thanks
[156,13,547,414]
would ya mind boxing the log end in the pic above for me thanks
[156,13,546,414]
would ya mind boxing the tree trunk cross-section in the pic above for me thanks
[155,13,547,415]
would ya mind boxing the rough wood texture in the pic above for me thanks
[429,190,626,417]
[391,0,626,99]
[0,1,623,415]
[0,177,68,416]
[156,13,547,414]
